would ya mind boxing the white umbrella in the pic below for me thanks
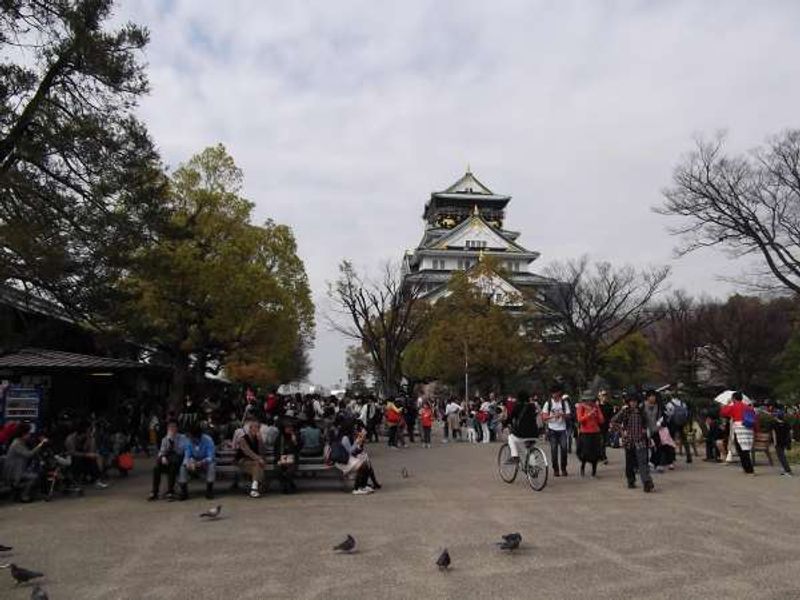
[713,390,751,405]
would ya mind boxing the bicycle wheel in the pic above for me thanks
[525,446,549,491]
[497,443,519,483]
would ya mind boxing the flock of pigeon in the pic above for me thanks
[1,497,521,597]
[1,543,48,598]
[333,531,524,570]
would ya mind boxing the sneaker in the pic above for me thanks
[95,480,109,489]
[668,464,675,471]
[553,471,561,477]
[562,470,568,477]
[780,471,793,477]
[627,481,637,489]
[364,485,375,493]
[147,492,158,501]
[249,490,261,498]
[644,481,654,493]
[352,488,370,495]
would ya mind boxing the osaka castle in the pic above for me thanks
[402,168,559,311]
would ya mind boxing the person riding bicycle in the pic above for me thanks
[505,392,540,464]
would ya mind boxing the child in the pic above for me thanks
[465,412,478,443]
[773,410,793,476]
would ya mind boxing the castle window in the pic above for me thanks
[466,240,487,250]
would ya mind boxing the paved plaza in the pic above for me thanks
[1,439,799,600]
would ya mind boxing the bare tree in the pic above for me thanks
[327,261,427,397]
[544,257,670,386]
[695,295,794,391]
[660,130,800,294]
[645,290,703,387]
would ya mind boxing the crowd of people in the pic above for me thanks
[0,385,795,503]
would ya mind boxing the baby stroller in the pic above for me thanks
[39,447,83,501]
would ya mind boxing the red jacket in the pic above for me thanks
[420,407,434,428]
[576,402,605,434]
[720,400,749,422]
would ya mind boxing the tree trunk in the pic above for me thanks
[168,352,190,413]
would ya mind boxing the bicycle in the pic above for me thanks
[497,439,549,491]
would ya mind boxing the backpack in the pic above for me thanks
[670,401,689,427]
[742,406,757,429]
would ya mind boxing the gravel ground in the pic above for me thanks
[1,437,799,599]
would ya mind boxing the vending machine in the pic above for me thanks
[0,384,42,427]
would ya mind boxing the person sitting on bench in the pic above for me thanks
[299,421,323,457]
[237,418,266,498]
[178,423,216,500]
[148,419,186,501]
[273,422,299,494]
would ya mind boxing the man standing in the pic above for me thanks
[178,423,216,500]
[642,390,664,472]
[404,398,418,444]
[542,386,571,477]
[148,419,186,501]
[610,393,654,492]
[664,394,692,464]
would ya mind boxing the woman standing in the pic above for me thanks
[419,401,434,448]
[576,391,605,478]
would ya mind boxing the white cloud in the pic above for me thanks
[115,0,800,385]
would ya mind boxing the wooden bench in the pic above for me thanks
[215,446,352,491]
[751,431,774,466]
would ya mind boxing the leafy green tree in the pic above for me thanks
[0,0,165,319]
[601,331,658,390]
[121,145,314,406]
[403,268,534,393]
[773,329,800,404]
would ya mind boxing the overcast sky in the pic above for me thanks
[116,1,800,386]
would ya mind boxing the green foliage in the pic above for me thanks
[772,329,800,404]
[121,145,314,398]
[601,332,658,390]
[403,268,533,391]
[0,0,165,319]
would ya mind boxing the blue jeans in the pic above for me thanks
[548,429,568,472]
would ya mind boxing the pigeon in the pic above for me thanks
[497,532,522,551]
[5,563,44,585]
[199,505,222,519]
[31,585,49,599]
[436,548,451,570]
[401,467,409,478]
[0,544,12,552]
[333,534,356,553]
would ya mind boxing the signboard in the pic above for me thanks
[1,385,42,425]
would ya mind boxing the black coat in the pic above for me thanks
[509,402,539,438]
